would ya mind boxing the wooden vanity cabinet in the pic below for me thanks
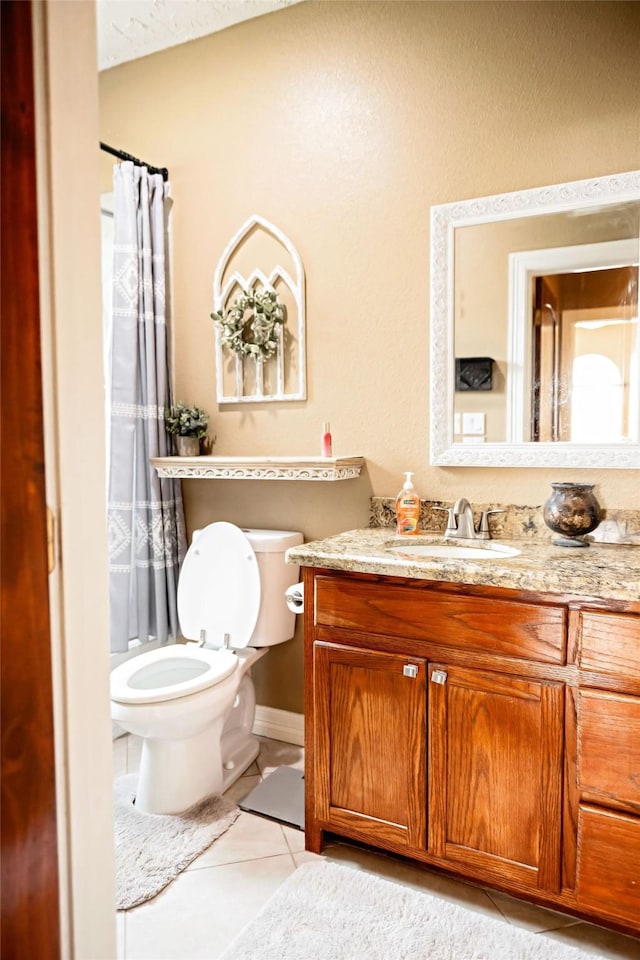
[307,572,566,888]
[304,568,640,936]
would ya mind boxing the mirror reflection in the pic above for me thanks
[453,203,639,444]
[430,171,640,468]
[530,261,637,444]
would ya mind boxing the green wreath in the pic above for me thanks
[211,289,285,362]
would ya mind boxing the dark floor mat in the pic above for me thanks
[238,765,304,830]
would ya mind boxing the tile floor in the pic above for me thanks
[113,735,639,960]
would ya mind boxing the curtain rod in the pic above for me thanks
[100,141,169,181]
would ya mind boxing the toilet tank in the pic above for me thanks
[242,529,304,647]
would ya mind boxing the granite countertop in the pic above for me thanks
[286,528,640,604]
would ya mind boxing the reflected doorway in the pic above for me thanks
[531,265,638,442]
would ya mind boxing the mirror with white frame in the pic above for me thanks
[430,170,640,467]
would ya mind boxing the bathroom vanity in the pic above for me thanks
[287,529,640,936]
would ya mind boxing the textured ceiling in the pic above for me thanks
[96,0,302,70]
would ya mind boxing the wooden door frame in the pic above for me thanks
[1,2,61,956]
[2,3,117,957]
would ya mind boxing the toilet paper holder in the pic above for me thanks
[285,581,304,613]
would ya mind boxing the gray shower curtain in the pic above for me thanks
[107,161,186,654]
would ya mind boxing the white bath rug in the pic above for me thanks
[114,773,239,910]
[220,859,607,960]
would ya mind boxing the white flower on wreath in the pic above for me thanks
[211,289,285,362]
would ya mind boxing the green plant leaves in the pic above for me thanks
[211,288,285,362]
[165,402,209,438]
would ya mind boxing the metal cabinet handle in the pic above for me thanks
[431,670,448,685]
[403,664,419,679]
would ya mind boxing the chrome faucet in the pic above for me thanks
[451,498,476,539]
[436,499,504,541]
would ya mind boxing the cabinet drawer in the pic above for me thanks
[577,805,640,927]
[314,576,565,663]
[579,611,640,681]
[578,689,640,811]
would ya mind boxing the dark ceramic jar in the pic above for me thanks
[543,482,601,547]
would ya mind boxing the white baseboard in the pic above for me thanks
[253,705,304,746]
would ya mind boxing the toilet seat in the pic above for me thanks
[110,645,238,705]
[178,521,261,649]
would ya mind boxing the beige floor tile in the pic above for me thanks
[187,811,290,869]
[124,854,296,960]
[224,773,261,804]
[256,737,304,777]
[543,921,640,959]
[292,849,323,867]
[281,823,306,853]
[485,887,581,932]
[242,759,260,778]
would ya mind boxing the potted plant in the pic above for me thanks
[165,402,209,457]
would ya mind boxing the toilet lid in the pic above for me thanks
[178,522,261,649]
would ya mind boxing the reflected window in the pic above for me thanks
[571,354,624,442]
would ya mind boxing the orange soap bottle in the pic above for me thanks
[395,472,421,536]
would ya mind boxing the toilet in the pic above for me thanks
[110,522,303,814]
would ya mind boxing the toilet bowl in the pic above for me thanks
[110,522,303,814]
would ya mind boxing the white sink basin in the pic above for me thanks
[387,542,520,560]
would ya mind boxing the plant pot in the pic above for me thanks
[175,435,200,457]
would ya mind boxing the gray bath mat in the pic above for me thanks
[114,773,239,910]
[220,860,607,960]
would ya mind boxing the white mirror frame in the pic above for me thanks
[430,170,640,468]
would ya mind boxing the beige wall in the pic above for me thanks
[99,0,640,713]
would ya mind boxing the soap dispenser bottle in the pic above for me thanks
[395,472,421,535]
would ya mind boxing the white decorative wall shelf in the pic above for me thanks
[151,456,365,481]
[213,215,306,404]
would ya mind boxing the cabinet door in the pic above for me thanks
[429,664,563,893]
[313,641,427,850]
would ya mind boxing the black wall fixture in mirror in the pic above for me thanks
[455,357,494,392]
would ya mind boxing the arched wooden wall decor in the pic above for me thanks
[213,215,306,403]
